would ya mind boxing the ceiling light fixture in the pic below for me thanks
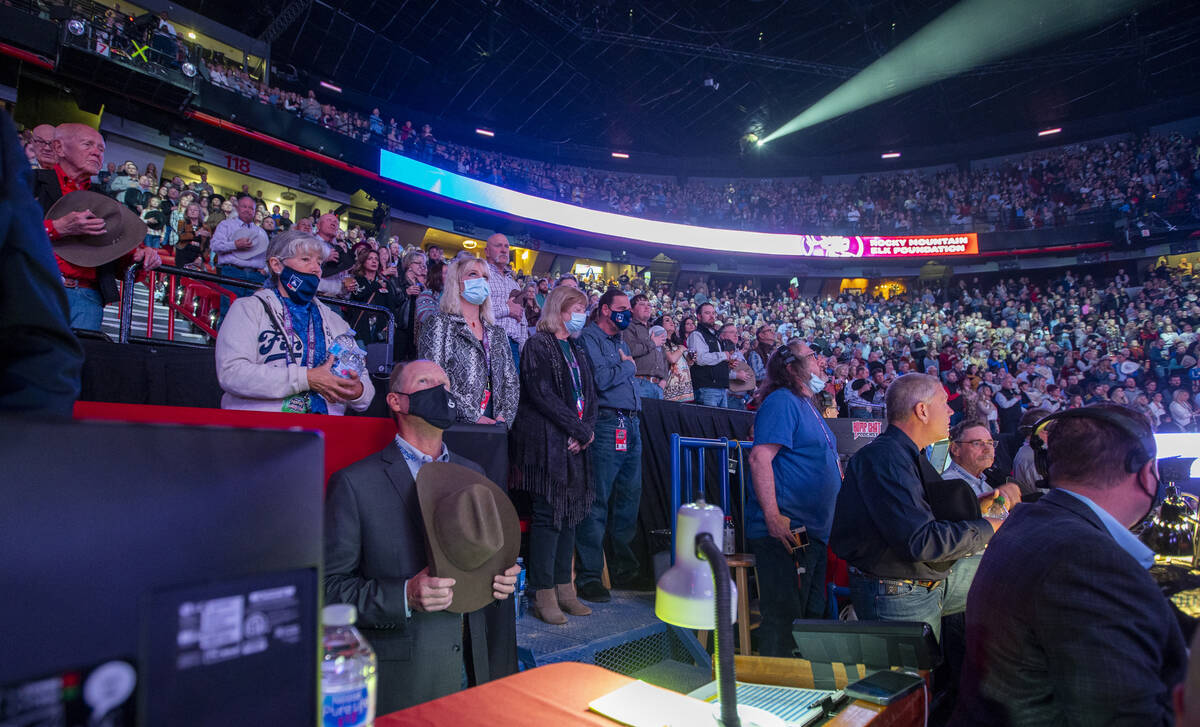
[475,128,495,137]
[881,151,901,159]
[319,81,342,93]
[611,152,630,159]
[462,239,478,249]
[1037,127,1062,137]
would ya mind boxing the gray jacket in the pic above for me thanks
[324,445,491,713]
[417,312,519,427]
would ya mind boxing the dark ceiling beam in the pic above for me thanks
[260,0,313,43]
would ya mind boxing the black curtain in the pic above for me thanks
[633,398,755,568]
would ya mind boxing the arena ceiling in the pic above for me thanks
[180,0,1200,158]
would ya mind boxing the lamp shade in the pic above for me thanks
[655,501,738,629]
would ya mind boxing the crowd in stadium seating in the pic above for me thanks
[18,116,1200,432]
[202,59,1200,237]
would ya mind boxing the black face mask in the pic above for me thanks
[1136,469,1166,532]
[398,384,456,430]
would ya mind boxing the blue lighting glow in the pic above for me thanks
[378,149,978,258]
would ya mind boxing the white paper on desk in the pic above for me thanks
[588,680,717,727]
[589,681,789,727]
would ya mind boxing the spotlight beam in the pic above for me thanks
[760,0,1147,145]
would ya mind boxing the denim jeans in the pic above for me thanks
[527,493,575,591]
[748,536,827,657]
[727,393,747,411]
[218,265,266,318]
[635,378,663,401]
[694,387,728,408]
[575,411,643,586]
[65,286,104,331]
[848,554,981,643]
[509,337,520,371]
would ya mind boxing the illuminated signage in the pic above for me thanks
[379,149,979,258]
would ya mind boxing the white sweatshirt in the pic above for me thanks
[215,289,374,414]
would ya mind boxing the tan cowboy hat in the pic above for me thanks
[729,360,756,393]
[46,191,147,267]
[416,462,520,614]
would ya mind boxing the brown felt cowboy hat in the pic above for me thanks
[45,190,147,267]
[416,462,520,614]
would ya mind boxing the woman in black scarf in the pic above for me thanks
[509,284,597,624]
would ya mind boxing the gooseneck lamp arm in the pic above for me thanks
[696,532,740,727]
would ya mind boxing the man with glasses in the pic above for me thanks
[30,124,57,169]
[944,421,1022,507]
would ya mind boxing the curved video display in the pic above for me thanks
[379,149,978,258]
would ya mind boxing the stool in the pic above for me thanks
[697,552,757,655]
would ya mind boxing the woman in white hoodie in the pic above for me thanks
[215,230,374,414]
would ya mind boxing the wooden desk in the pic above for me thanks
[377,661,925,726]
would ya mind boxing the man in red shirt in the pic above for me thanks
[31,123,160,330]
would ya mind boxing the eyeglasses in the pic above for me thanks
[955,439,997,448]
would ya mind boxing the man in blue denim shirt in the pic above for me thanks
[576,288,643,602]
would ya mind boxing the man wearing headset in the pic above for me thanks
[951,404,1186,726]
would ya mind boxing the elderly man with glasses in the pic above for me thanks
[944,420,1023,511]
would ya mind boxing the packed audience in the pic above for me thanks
[204,59,1200,236]
[21,117,1200,437]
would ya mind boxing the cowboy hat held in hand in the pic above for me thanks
[416,462,520,614]
[46,190,147,267]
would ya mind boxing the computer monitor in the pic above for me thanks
[791,620,942,684]
[0,418,324,726]
[927,439,951,473]
[1155,433,1200,484]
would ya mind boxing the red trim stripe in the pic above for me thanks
[0,41,54,70]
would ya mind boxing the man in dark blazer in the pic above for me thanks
[951,405,1186,726]
[324,360,520,714]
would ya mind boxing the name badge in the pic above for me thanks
[480,389,492,417]
[615,427,628,452]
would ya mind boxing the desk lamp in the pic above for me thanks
[1140,457,1199,559]
[657,501,769,727]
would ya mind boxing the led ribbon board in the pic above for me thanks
[380,149,978,258]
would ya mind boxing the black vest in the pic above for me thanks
[691,325,730,391]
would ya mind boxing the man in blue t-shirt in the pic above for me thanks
[746,341,842,656]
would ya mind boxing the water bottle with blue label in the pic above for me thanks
[515,557,526,620]
[322,604,377,727]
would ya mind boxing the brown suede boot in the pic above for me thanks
[530,588,567,625]
[555,583,593,616]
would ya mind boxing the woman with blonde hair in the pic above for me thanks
[417,257,518,426]
[509,284,597,624]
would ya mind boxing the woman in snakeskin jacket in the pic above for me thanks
[417,256,519,427]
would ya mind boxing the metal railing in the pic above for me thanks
[668,435,755,561]
[119,263,396,373]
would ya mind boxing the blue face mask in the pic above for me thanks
[565,312,587,334]
[808,372,825,394]
[462,277,489,305]
[609,309,632,331]
[279,265,319,305]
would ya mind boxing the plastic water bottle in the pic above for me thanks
[987,493,1009,520]
[329,334,367,379]
[321,604,377,727]
[514,557,526,620]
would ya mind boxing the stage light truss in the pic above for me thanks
[260,0,313,43]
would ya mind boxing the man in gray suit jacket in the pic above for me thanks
[952,405,1186,726]
[324,360,521,714]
